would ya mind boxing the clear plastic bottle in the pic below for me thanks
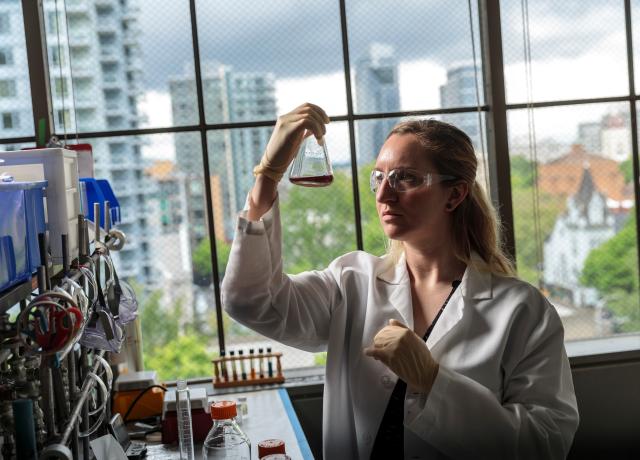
[176,380,195,460]
[202,401,251,460]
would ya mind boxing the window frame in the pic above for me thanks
[3,0,639,363]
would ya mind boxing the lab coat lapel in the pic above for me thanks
[376,255,413,329]
[426,258,493,349]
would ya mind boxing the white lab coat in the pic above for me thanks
[221,199,579,460]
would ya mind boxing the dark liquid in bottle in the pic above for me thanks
[289,174,334,187]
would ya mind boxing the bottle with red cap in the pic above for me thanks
[202,401,251,459]
[258,439,287,459]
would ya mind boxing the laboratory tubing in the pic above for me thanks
[257,438,286,459]
[238,350,247,380]
[266,347,274,378]
[249,349,256,380]
[176,380,195,460]
[229,350,238,381]
[202,401,251,460]
[258,348,265,379]
[288,136,333,187]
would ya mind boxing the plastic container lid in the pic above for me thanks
[210,401,237,420]
[258,439,286,458]
[0,179,48,190]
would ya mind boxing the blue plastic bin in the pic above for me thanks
[97,179,121,225]
[0,179,47,292]
[80,178,121,227]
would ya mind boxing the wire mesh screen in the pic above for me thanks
[8,0,635,381]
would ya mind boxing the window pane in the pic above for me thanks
[76,133,217,380]
[0,0,34,139]
[346,0,484,113]
[211,122,357,370]
[140,0,197,128]
[195,0,346,119]
[633,0,640,94]
[44,0,196,134]
[501,0,627,103]
[508,103,639,340]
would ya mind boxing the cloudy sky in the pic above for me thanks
[134,0,634,159]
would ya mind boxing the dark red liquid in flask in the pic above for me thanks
[289,174,334,187]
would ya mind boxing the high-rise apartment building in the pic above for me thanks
[439,64,481,146]
[0,0,32,146]
[170,61,276,250]
[0,0,153,284]
[354,43,400,166]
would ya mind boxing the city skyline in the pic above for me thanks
[1,1,638,350]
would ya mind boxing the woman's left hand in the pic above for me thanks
[364,319,440,394]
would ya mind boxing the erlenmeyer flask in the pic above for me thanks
[289,136,333,187]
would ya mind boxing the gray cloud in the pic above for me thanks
[138,0,476,90]
[138,0,620,90]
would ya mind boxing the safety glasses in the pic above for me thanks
[370,168,457,193]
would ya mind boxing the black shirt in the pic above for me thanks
[370,280,461,460]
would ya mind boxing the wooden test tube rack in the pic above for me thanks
[213,351,285,389]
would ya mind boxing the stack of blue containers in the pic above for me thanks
[0,177,48,293]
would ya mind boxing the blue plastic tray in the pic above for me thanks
[0,179,47,292]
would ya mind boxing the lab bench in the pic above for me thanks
[144,387,314,460]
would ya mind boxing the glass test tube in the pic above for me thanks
[266,347,274,378]
[238,350,247,380]
[220,350,228,382]
[229,350,238,381]
[249,349,256,380]
[176,380,195,460]
[258,347,265,379]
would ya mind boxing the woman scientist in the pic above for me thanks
[221,103,579,459]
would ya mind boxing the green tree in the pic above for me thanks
[581,214,640,332]
[138,287,219,380]
[139,290,181,350]
[280,168,358,272]
[510,155,535,188]
[314,352,327,366]
[358,161,387,256]
[145,334,215,381]
[619,157,633,184]
[192,237,231,285]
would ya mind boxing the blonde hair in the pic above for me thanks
[385,119,515,277]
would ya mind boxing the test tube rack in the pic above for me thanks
[212,350,284,389]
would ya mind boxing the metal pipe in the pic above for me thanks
[37,266,47,295]
[77,215,86,258]
[61,234,69,275]
[80,347,90,459]
[39,357,55,439]
[104,201,111,234]
[67,349,79,459]
[59,351,105,445]
[38,233,50,290]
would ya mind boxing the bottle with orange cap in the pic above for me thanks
[202,401,251,459]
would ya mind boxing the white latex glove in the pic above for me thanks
[253,102,330,182]
[364,319,440,394]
